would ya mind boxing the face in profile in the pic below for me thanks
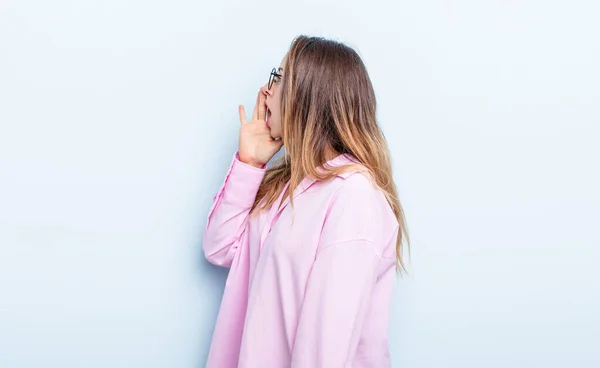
[264,56,286,140]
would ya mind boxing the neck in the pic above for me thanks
[324,146,339,161]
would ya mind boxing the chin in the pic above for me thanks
[269,125,281,138]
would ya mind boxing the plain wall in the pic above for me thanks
[1,0,598,367]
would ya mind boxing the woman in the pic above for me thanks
[203,35,410,368]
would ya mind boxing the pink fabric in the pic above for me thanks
[203,151,399,368]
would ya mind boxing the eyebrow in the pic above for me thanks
[278,67,283,73]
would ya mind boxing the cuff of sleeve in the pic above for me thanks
[234,151,268,170]
[221,152,267,207]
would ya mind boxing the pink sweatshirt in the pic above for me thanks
[203,151,399,368]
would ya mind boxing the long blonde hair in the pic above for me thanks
[250,35,410,274]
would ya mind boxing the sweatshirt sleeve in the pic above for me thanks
[202,151,266,268]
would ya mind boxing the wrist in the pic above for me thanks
[246,160,264,169]
[237,152,265,169]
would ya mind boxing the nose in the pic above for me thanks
[261,84,272,96]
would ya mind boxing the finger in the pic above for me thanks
[251,90,261,121]
[238,105,247,125]
[257,91,266,122]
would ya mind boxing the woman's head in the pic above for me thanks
[256,35,410,274]
[264,35,378,160]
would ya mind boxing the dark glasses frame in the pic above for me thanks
[268,67,283,90]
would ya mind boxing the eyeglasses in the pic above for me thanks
[268,67,283,90]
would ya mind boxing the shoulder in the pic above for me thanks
[319,169,399,259]
[333,170,377,195]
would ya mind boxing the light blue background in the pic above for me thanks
[1,0,598,367]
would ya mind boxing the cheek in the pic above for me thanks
[273,92,282,115]
[270,115,281,133]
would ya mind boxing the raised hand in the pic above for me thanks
[237,87,283,168]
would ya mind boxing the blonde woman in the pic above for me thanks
[203,35,410,368]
